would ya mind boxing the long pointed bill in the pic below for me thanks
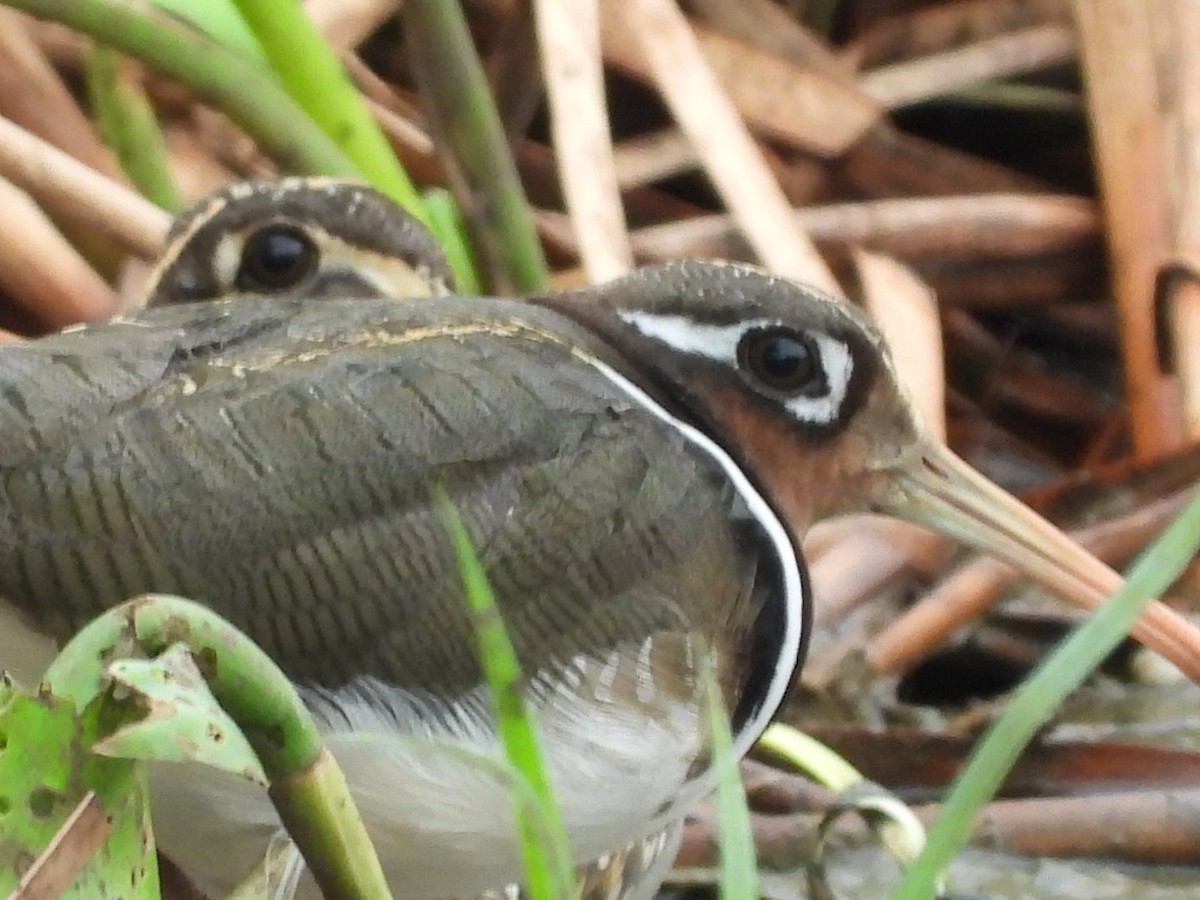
[880,439,1200,684]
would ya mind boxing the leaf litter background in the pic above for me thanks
[1,0,1200,896]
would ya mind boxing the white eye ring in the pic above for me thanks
[616,312,855,426]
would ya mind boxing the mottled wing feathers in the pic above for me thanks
[0,296,759,697]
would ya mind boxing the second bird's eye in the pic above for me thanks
[737,327,826,397]
[236,223,318,291]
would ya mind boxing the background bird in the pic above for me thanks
[143,176,453,307]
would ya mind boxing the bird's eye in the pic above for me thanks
[236,223,318,291]
[737,327,826,397]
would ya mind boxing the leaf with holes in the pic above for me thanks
[0,679,159,897]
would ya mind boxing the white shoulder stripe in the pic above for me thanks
[584,354,805,755]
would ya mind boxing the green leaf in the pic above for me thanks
[4,0,358,179]
[93,643,267,786]
[44,594,393,900]
[0,685,159,898]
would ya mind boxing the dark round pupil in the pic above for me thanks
[759,336,810,381]
[741,328,823,395]
[238,224,316,290]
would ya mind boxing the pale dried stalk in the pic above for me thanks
[856,249,945,438]
[600,5,877,161]
[860,23,1077,109]
[0,114,169,260]
[0,176,117,326]
[0,8,121,179]
[809,518,944,626]
[307,0,400,52]
[847,0,1073,68]
[1073,0,1181,459]
[603,0,837,290]
[613,128,697,191]
[1157,0,1200,440]
[534,0,631,282]
[629,193,1098,262]
[364,95,436,158]
[11,793,112,900]
[687,0,849,73]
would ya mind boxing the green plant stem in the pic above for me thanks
[44,594,393,900]
[3,0,358,179]
[404,0,548,292]
[424,187,481,294]
[227,0,425,221]
[698,656,758,900]
[87,45,181,212]
[437,491,574,900]
[893,488,1200,899]
[757,723,861,791]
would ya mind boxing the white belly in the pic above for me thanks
[153,680,706,899]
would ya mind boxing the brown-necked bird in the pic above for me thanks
[0,184,1188,899]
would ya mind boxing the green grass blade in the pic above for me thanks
[86,44,181,212]
[227,0,425,221]
[6,0,359,179]
[145,0,266,61]
[436,490,575,900]
[892,486,1200,899]
[697,654,758,900]
[404,0,548,292]
[424,187,481,294]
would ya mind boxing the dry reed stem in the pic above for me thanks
[10,793,112,900]
[307,0,400,53]
[612,129,696,191]
[678,787,1200,869]
[847,0,1072,68]
[0,176,117,327]
[600,7,878,159]
[534,0,631,282]
[603,0,838,290]
[860,23,1077,109]
[840,125,1052,198]
[687,0,850,74]
[809,519,945,627]
[629,193,1097,264]
[1073,0,1181,460]
[0,114,169,260]
[856,249,945,437]
[1157,0,1200,441]
[0,9,121,179]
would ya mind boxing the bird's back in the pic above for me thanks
[0,295,771,704]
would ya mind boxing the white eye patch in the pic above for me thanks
[617,311,855,427]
